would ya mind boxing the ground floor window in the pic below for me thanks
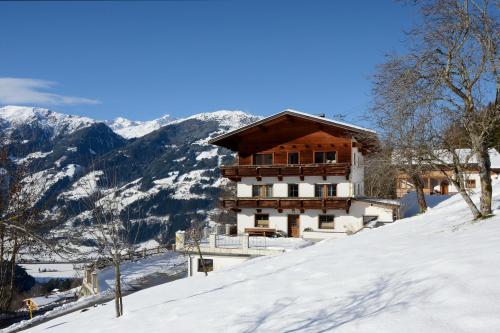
[363,215,378,224]
[255,214,270,228]
[319,215,335,229]
[197,258,214,272]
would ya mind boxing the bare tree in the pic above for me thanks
[371,56,430,213]
[0,148,59,311]
[406,0,499,216]
[182,220,210,277]
[364,149,397,199]
[80,167,141,317]
[373,0,499,218]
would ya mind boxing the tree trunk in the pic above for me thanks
[448,157,483,219]
[3,239,19,312]
[474,142,493,216]
[411,174,427,214]
[195,240,208,277]
[114,259,123,317]
[450,177,482,219]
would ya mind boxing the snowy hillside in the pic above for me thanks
[19,188,500,332]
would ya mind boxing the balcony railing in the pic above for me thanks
[221,197,351,213]
[220,163,351,181]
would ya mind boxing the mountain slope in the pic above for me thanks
[20,186,500,333]
[0,106,260,251]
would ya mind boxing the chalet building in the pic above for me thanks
[396,148,500,198]
[209,109,399,240]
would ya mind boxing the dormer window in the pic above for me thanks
[253,153,273,165]
[314,151,336,164]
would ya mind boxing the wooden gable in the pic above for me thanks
[210,110,378,161]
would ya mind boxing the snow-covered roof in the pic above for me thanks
[354,197,401,207]
[282,109,376,134]
[393,148,500,169]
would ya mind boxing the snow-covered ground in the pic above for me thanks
[29,288,80,308]
[17,185,500,332]
[97,252,186,293]
[5,253,187,332]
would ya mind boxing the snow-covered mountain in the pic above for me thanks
[12,182,500,333]
[105,114,174,139]
[0,105,260,254]
[0,105,96,140]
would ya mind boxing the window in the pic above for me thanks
[252,185,260,197]
[288,152,299,164]
[326,184,337,197]
[314,151,336,164]
[197,258,214,272]
[255,214,269,228]
[314,184,323,198]
[466,179,476,188]
[288,184,299,197]
[254,153,273,165]
[315,184,337,197]
[252,184,273,198]
[319,215,335,229]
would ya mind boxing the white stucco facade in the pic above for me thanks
[236,199,396,239]
[351,146,365,196]
[237,175,353,198]
[234,147,398,240]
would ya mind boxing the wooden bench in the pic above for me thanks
[244,227,276,237]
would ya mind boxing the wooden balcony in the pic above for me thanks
[221,197,351,213]
[220,163,351,181]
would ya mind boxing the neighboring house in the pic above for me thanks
[209,109,399,240]
[395,148,500,198]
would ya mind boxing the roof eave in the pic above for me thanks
[209,110,377,148]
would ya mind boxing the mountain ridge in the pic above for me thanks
[0,105,260,255]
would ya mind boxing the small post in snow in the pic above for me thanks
[242,233,249,249]
[175,230,185,250]
[209,232,217,249]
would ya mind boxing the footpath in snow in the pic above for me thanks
[12,188,500,333]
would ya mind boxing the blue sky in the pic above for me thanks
[0,0,418,123]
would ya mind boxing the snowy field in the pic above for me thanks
[21,263,83,282]
[16,187,500,332]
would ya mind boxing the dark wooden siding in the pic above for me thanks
[237,127,352,165]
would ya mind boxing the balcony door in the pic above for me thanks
[287,215,300,238]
